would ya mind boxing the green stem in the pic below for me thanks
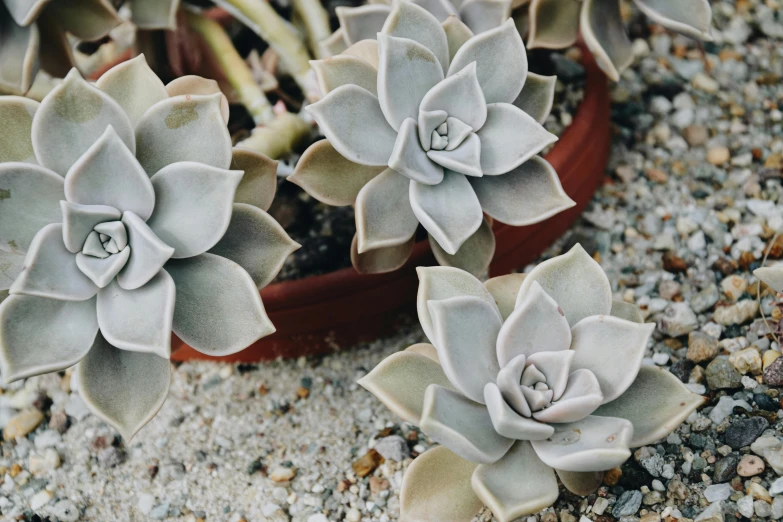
[291,0,331,59]
[214,0,318,100]
[186,10,275,124]
[237,112,311,159]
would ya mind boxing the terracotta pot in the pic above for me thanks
[171,49,612,362]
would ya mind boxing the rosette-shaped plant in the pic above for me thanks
[526,0,713,81]
[0,55,298,439]
[291,3,574,275]
[359,244,704,522]
[321,0,511,56]
[0,0,123,95]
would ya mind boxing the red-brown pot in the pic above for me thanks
[171,48,612,362]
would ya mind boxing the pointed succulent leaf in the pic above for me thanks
[531,415,633,472]
[632,0,712,40]
[581,0,633,82]
[358,351,454,425]
[320,28,349,57]
[418,110,447,151]
[411,0,458,21]
[46,0,122,41]
[556,469,604,496]
[442,16,473,62]
[96,55,169,127]
[0,295,97,382]
[230,148,277,211]
[484,273,526,320]
[97,271,174,359]
[405,342,440,362]
[427,296,502,403]
[0,97,38,163]
[611,300,644,323]
[32,69,135,176]
[419,62,487,133]
[0,162,64,254]
[146,162,242,259]
[496,280,571,367]
[78,332,170,440]
[416,265,499,343]
[570,315,655,404]
[477,103,557,175]
[307,85,397,167]
[421,384,514,464]
[166,253,274,356]
[61,202,121,254]
[311,55,378,96]
[400,446,482,522]
[117,212,174,290]
[5,0,50,26]
[289,140,383,206]
[427,133,482,177]
[513,72,556,124]
[0,13,38,96]
[516,243,612,327]
[470,155,574,224]
[75,246,130,288]
[355,168,419,253]
[350,234,414,274]
[430,217,495,277]
[381,2,450,72]
[594,366,705,447]
[343,39,380,68]
[336,5,392,45]
[134,93,232,175]
[11,224,99,301]
[484,383,554,440]
[377,33,444,131]
[458,0,510,35]
[755,266,783,293]
[448,20,527,104]
[165,76,229,123]
[495,354,531,416]
[532,369,603,423]
[131,0,180,30]
[210,204,299,289]
[389,118,445,185]
[527,0,580,49]
[410,171,483,255]
[64,126,155,220]
[472,441,559,522]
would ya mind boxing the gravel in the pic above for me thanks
[3,0,783,521]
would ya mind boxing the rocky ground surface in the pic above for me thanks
[3,0,783,520]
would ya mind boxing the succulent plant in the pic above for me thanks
[526,0,713,81]
[359,244,704,522]
[0,55,298,439]
[320,0,512,56]
[0,0,124,95]
[291,3,575,275]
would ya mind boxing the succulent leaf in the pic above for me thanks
[311,55,378,96]
[0,6,39,96]
[429,216,495,277]
[117,211,174,291]
[230,148,278,211]
[0,295,97,383]
[512,72,556,124]
[442,17,473,61]
[350,233,415,274]
[336,5,392,46]
[96,55,169,127]
[131,0,180,30]
[78,332,170,441]
[459,0,511,34]
[0,97,38,163]
[484,383,554,440]
[580,0,633,82]
[527,0,580,49]
[472,441,559,522]
[355,168,419,253]
[381,1,451,72]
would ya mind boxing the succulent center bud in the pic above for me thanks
[81,221,128,259]
[518,364,554,412]
[430,121,449,151]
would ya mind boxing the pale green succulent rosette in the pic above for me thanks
[0,55,298,440]
[321,0,513,57]
[359,244,704,522]
[292,3,574,276]
[527,0,713,81]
